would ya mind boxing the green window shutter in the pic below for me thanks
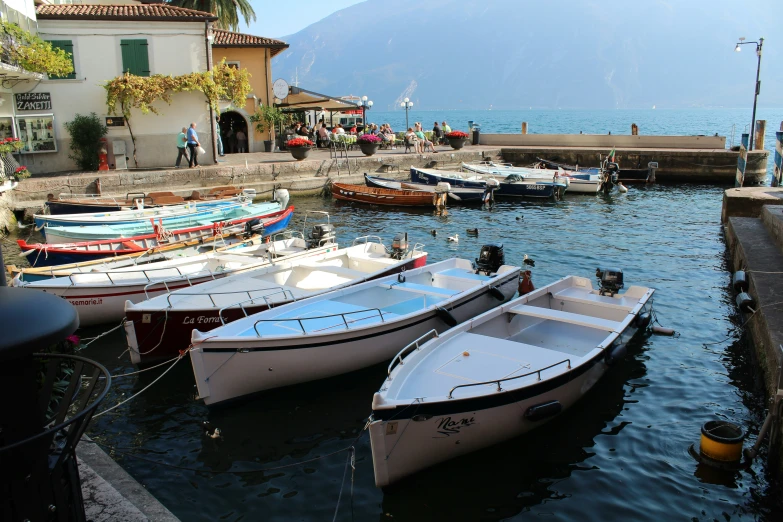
[120,39,149,76]
[47,40,76,80]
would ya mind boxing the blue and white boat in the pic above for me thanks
[461,162,602,194]
[34,198,244,230]
[411,167,567,200]
[43,201,283,244]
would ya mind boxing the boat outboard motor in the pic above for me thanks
[274,188,290,209]
[596,267,624,296]
[244,218,263,238]
[475,243,504,275]
[308,223,335,249]
[390,233,409,260]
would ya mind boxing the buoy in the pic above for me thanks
[736,292,756,312]
[732,271,748,293]
[524,400,562,421]
[635,312,652,329]
[651,326,675,336]
[605,343,627,365]
[436,307,458,327]
[699,420,745,463]
[617,182,628,193]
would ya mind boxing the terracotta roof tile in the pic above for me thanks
[36,4,217,22]
[212,29,288,56]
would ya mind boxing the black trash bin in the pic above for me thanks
[472,125,481,145]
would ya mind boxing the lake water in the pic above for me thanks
[3,109,783,521]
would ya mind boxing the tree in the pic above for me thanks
[64,113,108,171]
[169,0,255,31]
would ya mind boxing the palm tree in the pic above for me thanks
[169,0,256,31]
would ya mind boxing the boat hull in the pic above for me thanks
[332,182,435,207]
[411,168,566,199]
[368,301,652,487]
[20,206,292,267]
[190,270,519,406]
[364,175,488,204]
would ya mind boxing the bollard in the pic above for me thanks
[755,120,766,150]
[631,123,638,136]
[521,122,528,134]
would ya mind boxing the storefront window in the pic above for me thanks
[16,115,56,153]
[0,117,14,140]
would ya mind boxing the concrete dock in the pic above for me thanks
[723,190,783,473]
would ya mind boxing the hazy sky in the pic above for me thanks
[241,0,366,39]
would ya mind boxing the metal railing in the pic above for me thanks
[447,358,572,399]
[252,307,387,337]
[352,235,385,247]
[217,288,297,324]
[387,329,439,379]
[142,269,218,298]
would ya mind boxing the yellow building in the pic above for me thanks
[212,29,288,153]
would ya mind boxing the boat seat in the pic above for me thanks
[386,282,459,297]
[552,287,635,311]
[509,304,622,332]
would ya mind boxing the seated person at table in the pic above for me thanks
[296,123,309,136]
[405,127,421,152]
[432,122,443,144]
[415,123,437,153]
[317,125,330,147]
[349,124,357,134]
[333,124,346,136]
[381,124,396,148]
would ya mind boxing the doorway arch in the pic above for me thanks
[218,111,249,154]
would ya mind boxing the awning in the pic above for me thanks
[275,87,360,112]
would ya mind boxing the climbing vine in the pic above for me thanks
[0,21,74,76]
[104,60,251,166]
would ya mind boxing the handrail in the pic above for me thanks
[410,243,425,256]
[352,235,385,247]
[447,358,572,399]
[217,288,296,325]
[142,268,217,298]
[252,308,387,337]
[387,329,439,379]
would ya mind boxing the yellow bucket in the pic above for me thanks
[700,421,745,463]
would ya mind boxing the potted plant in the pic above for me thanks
[250,106,289,152]
[14,165,32,180]
[445,130,469,150]
[357,133,381,156]
[286,137,313,160]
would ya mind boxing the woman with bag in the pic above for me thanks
[187,122,202,168]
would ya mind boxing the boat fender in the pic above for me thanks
[524,400,562,422]
[651,326,675,336]
[635,312,652,330]
[398,272,406,283]
[605,343,627,365]
[736,292,756,313]
[488,286,505,300]
[436,307,458,327]
[732,271,748,293]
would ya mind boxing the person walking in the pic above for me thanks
[215,117,224,157]
[236,129,247,153]
[175,126,189,168]
[186,122,200,168]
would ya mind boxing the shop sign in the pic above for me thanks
[15,93,52,111]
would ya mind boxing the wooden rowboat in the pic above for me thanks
[331,182,436,207]
[17,206,294,267]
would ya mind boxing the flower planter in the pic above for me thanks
[448,137,466,150]
[288,146,311,161]
[358,142,380,156]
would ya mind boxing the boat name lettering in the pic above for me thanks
[434,416,476,438]
[183,316,223,325]
[68,298,103,306]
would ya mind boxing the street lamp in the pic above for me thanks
[734,36,764,151]
[357,95,373,131]
[400,97,413,130]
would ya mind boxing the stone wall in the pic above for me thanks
[480,133,727,149]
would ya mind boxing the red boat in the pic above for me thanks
[17,206,294,267]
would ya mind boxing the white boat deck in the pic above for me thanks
[392,332,571,399]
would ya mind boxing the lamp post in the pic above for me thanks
[357,95,373,132]
[734,37,764,151]
[400,98,413,130]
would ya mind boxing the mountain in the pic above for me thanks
[272,0,783,110]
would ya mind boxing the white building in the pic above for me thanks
[18,2,217,174]
[0,0,45,148]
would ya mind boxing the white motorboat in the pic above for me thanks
[462,161,603,194]
[190,249,521,406]
[12,226,332,328]
[125,232,427,364]
[368,269,654,486]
